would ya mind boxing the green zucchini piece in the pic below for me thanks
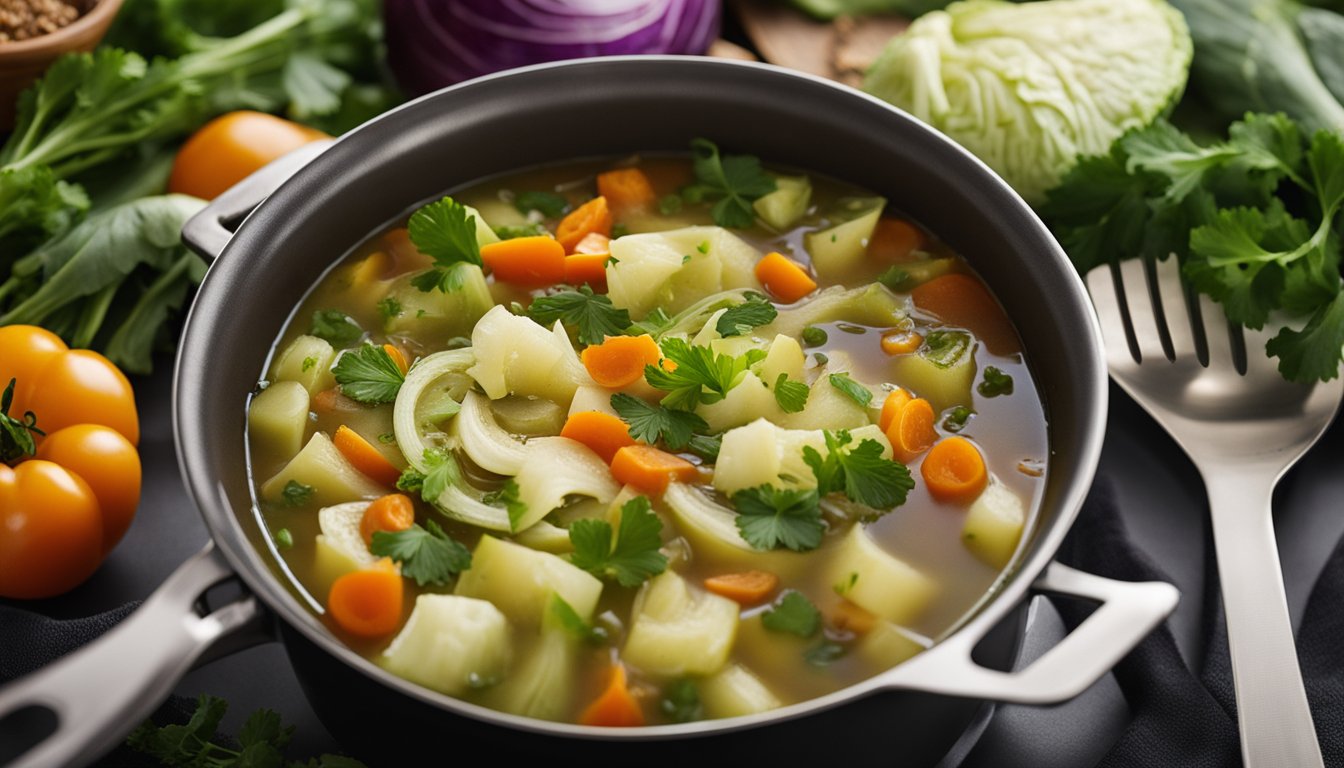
[381,594,512,696]
[752,175,812,231]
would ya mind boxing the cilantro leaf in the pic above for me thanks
[514,190,569,218]
[1267,291,1344,382]
[332,344,405,404]
[716,295,778,337]
[281,480,315,508]
[569,495,668,586]
[761,590,821,637]
[1120,121,1244,203]
[690,138,777,228]
[610,393,709,450]
[527,285,632,345]
[687,433,722,461]
[828,372,873,408]
[482,479,528,531]
[644,337,766,409]
[731,484,824,552]
[310,309,362,346]
[772,373,809,413]
[370,519,471,587]
[803,430,914,510]
[978,367,1014,398]
[407,197,482,293]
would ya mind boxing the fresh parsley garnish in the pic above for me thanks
[610,393,709,450]
[687,433,723,461]
[568,495,668,587]
[801,325,828,347]
[301,356,317,372]
[527,285,632,345]
[689,138,777,228]
[978,366,1014,397]
[828,372,873,408]
[731,484,824,552]
[0,378,41,463]
[761,590,822,637]
[310,309,362,346]
[281,480,314,508]
[396,449,463,504]
[377,296,402,321]
[482,479,528,531]
[878,266,912,292]
[406,196,482,293]
[715,294,778,337]
[370,519,471,587]
[494,222,549,240]
[943,406,973,432]
[514,190,569,218]
[627,306,673,337]
[660,679,703,724]
[921,330,971,368]
[644,337,767,410]
[548,595,608,644]
[332,344,405,404]
[772,373,810,413]
[803,430,914,510]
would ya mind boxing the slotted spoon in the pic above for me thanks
[1085,256,1342,767]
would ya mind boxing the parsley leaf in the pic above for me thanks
[332,344,405,404]
[514,190,569,218]
[978,366,1014,397]
[407,196,482,293]
[481,479,528,531]
[568,495,668,587]
[943,405,973,432]
[644,337,766,410]
[610,393,709,450]
[660,679,703,724]
[281,480,314,508]
[310,309,362,346]
[772,373,809,413]
[377,296,401,321]
[761,590,821,637]
[803,430,914,510]
[627,306,673,337]
[527,285,632,345]
[1266,292,1344,382]
[731,484,824,552]
[716,295,777,337]
[370,519,471,587]
[687,433,723,461]
[690,138,777,228]
[828,372,873,407]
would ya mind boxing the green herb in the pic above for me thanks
[377,432,396,445]
[803,430,914,510]
[921,330,971,368]
[568,495,668,587]
[527,285,632,345]
[644,337,767,410]
[834,571,859,596]
[493,222,549,240]
[814,352,829,365]
[687,433,723,461]
[689,138,777,228]
[0,378,42,463]
[514,190,569,218]
[126,693,368,768]
[942,406,973,432]
[407,197,482,293]
[697,240,711,254]
[274,528,294,550]
[772,373,810,413]
[660,679,703,724]
[804,641,847,667]
[801,325,828,347]
[682,254,692,265]
[547,595,608,644]
[978,366,1014,397]
[281,480,315,508]
[482,479,528,531]
[332,344,404,404]
[715,295,778,337]
[828,372,873,407]
[310,309,362,346]
[377,296,402,320]
[370,520,471,587]
[731,484,824,552]
[610,393,709,450]
[761,590,822,637]
[658,194,683,215]
[877,265,912,292]
[405,449,462,504]
[627,307,673,337]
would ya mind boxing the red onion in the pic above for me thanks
[384,0,723,96]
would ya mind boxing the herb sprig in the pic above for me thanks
[407,196,482,293]
[688,138,777,228]
[370,520,471,587]
[332,344,404,404]
[527,285,632,345]
[568,495,668,587]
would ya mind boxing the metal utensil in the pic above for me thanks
[1086,256,1342,767]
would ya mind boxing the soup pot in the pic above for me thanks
[0,57,1177,768]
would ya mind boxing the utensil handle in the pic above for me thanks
[881,562,1177,704]
[180,140,334,262]
[0,544,266,768]
[1205,472,1324,768]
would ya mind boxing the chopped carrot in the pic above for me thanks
[703,570,779,606]
[561,410,638,464]
[921,436,988,504]
[610,444,697,495]
[887,397,937,464]
[597,168,656,211]
[829,599,877,635]
[578,664,645,727]
[480,235,566,286]
[755,251,817,303]
[581,334,662,388]
[327,560,404,638]
[877,388,912,433]
[360,493,415,547]
[868,218,926,263]
[911,273,1019,355]
[382,344,408,375]
[574,232,611,254]
[880,330,923,356]
[556,196,613,253]
[333,425,401,487]
[564,253,610,291]
[312,388,359,414]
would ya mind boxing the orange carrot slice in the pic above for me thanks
[597,168,656,211]
[868,218,926,263]
[359,493,416,547]
[887,397,937,464]
[921,436,988,504]
[755,251,817,303]
[333,425,401,487]
[578,664,645,727]
[480,235,566,286]
[877,388,913,433]
[581,334,661,388]
[703,570,779,606]
[561,411,638,464]
[911,273,1019,355]
[327,561,404,638]
[564,253,610,291]
[880,330,923,356]
[610,444,697,495]
[557,196,613,253]
[382,344,409,375]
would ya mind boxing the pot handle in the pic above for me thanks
[880,562,1178,704]
[0,543,266,768]
[180,139,335,263]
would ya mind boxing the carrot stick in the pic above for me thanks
[921,436,988,504]
[383,344,409,375]
[877,388,912,433]
[911,273,1019,355]
[887,397,937,464]
[597,168,656,211]
[480,235,567,286]
[880,330,923,356]
[578,664,645,727]
[327,560,404,638]
[867,218,926,263]
[556,196,613,253]
[333,425,402,487]
[564,253,610,291]
[755,251,817,303]
[610,444,697,495]
[703,570,779,606]
[580,334,662,388]
[360,493,416,547]
[561,410,638,464]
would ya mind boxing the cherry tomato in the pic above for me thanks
[0,461,104,599]
[37,425,141,553]
[168,111,330,200]
[0,325,66,418]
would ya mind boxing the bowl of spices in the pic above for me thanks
[0,0,123,129]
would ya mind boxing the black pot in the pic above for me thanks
[0,57,1177,768]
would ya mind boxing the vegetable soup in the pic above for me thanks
[246,140,1048,727]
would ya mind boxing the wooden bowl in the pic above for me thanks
[0,0,125,130]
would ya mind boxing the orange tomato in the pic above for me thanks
[167,111,330,201]
[37,425,141,553]
[0,461,104,599]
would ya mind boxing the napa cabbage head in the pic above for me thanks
[863,0,1193,204]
